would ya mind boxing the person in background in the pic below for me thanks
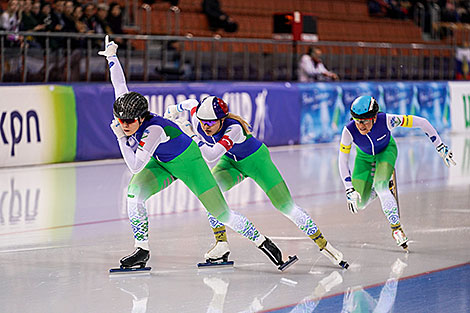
[202,0,238,33]
[98,35,298,271]
[164,97,350,269]
[298,47,339,82]
[338,95,456,250]
[107,2,126,49]
[1,0,22,46]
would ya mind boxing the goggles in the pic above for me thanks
[200,120,218,127]
[118,118,138,124]
[353,117,374,125]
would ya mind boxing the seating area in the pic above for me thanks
[138,0,424,43]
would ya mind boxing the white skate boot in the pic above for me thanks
[198,241,233,267]
[320,242,349,269]
[392,228,408,250]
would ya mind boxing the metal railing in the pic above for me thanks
[0,31,456,83]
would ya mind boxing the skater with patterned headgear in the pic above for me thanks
[164,96,349,269]
[98,35,297,272]
[338,95,456,250]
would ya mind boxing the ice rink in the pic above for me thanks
[0,134,469,313]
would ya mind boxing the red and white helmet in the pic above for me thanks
[196,96,229,121]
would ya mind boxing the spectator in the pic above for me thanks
[62,1,77,32]
[202,0,238,33]
[20,0,46,48]
[95,3,111,34]
[1,0,22,46]
[298,47,339,82]
[107,2,127,48]
[441,0,459,22]
[81,3,96,33]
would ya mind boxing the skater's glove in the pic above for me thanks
[164,104,183,120]
[436,143,456,167]
[110,119,126,139]
[345,187,361,214]
[174,118,196,138]
[98,35,118,57]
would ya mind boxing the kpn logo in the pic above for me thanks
[1,110,41,156]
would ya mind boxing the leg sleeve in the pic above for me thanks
[127,157,176,244]
[211,155,245,192]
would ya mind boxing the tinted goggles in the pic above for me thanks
[118,118,138,124]
[352,117,374,125]
[200,120,218,127]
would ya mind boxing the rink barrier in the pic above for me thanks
[0,81,457,167]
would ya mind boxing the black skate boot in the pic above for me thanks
[109,248,151,274]
[258,237,298,272]
[121,248,150,268]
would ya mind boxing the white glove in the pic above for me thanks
[346,187,361,214]
[436,143,456,167]
[164,104,182,121]
[110,119,126,139]
[174,118,196,138]
[98,35,118,57]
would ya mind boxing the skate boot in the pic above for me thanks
[392,227,408,250]
[120,248,150,268]
[205,241,230,263]
[258,237,298,271]
[320,242,349,269]
[198,241,234,267]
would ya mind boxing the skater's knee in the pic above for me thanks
[373,180,389,192]
[215,210,231,224]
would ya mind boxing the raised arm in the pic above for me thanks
[98,35,129,99]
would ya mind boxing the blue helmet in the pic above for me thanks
[350,96,379,119]
[196,96,229,121]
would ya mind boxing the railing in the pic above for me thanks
[0,31,455,83]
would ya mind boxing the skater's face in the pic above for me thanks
[200,119,222,136]
[354,116,376,135]
[118,117,142,136]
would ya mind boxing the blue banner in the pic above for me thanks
[73,82,300,161]
[299,81,451,144]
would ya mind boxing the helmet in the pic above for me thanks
[350,96,379,119]
[113,92,149,119]
[196,96,229,121]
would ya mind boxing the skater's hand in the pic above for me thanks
[98,35,118,57]
[174,117,196,138]
[436,143,456,167]
[164,104,183,120]
[345,188,361,214]
[110,119,126,139]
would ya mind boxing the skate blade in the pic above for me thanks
[197,261,234,268]
[278,255,298,272]
[109,266,152,275]
[339,260,349,269]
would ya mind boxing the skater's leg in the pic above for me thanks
[127,158,175,251]
[202,156,246,260]
[351,149,375,209]
[166,143,295,268]
[237,145,348,268]
[374,139,408,248]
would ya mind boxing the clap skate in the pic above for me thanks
[320,242,349,269]
[392,227,409,251]
[198,241,234,268]
[109,248,151,274]
[258,237,298,271]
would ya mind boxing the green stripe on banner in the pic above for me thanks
[51,85,77,162]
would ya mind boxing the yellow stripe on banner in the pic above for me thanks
[340,144,351,154]
[401,115,413,128]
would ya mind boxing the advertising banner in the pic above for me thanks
[0,85,77,167]
[299,82,451,144]
[74,82,300,161]
[448,81,470,133]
